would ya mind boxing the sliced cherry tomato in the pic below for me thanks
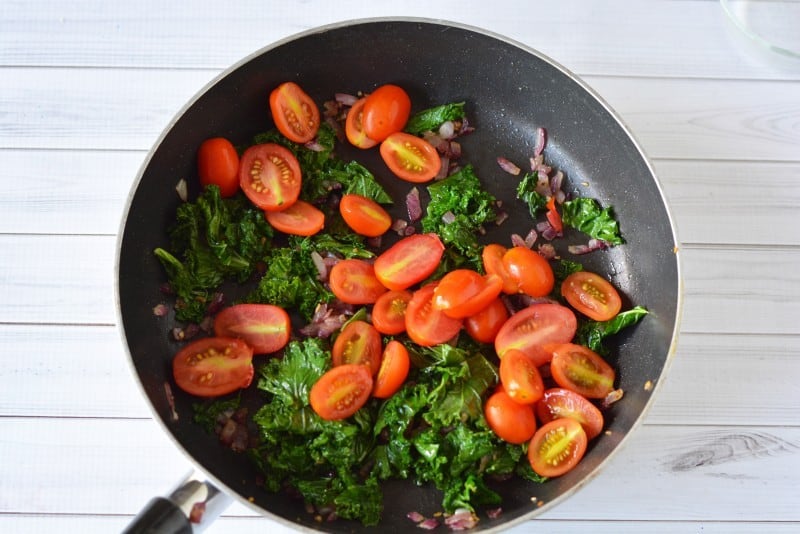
[561,271,623,321]
[172,337,254,397]
[484,389,537,444]
[502,246,555,298]
[345,97,378,149]
[197,137,240,197]
[362,84,412,142]
[329,258,388,305]
[379,132,442,183]
[269,81,320,143]
[546,196,563,234]
[373,340,411,398]
[499,349,545,405]
[332,320,383,376]
[482,244,518,294]
[213,303,290,355]
[309,364,373,421]
[405,283,463,346]
[373,233,445,291]
[550,343,616,399]
[464,297,509,344]
[339,193,392,237]
[536,388,604,440]
[264,199,324,236]
[371,289,412,335]
[239,143,301,211]
[494,303,577,367]
[528,417,588,478]
[432,269,503,319]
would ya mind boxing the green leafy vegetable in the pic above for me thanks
[576,306,649,354]
[405,102,466,135]
[192,395,241,434]
[562,197,624,245]
[516,171,548,217]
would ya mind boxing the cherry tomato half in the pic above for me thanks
[373,233,445,291]
[549,343,616,399]
[502,246,555,298]
[213,304,291,355]
[379,132,442,183]
[345,97,378,149]
[432,269,504,319]
[329,258,388,305]
[373,340,411,399]
[482,244,518,294]
[371,289,412,335]
[264,199,324,236]
[239,143,301,211]
[197,137,240,197]
[494,303,577,367]
[536,388,605,440]
[464,297,509,344]
[172,337,254,397]
[309,364,373,421]
[405,283,463,346]
[561,271,623,321]
[484,389,537,444]
[499,349,545,405]
[332,320,383,376]
[362,84,412,142]
[339,193,392,237]
[528,417,588,478]
[269,81,320,144]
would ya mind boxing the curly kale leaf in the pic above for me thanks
[405,102,466,135]
[516,171,548,218]
[562,197,624,245]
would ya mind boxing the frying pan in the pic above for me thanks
[116,18,681,533]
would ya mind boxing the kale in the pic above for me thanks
[405,102,466,135]
[324,160,393,204]
[575,306,649,355]
[562,197,624,245]
[516,171,548,218]
[192,395,241,434]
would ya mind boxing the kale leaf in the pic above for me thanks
[516,171,548,218]
[575,306,649,355]
[561,197,624,245]
[405,102,466,135]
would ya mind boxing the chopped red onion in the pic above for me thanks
[494,209,509,226]
[304,139,326,152]
[392,218,409,235]
[438,120,456,139]
[152,303,169,317]
[444,508,478,531]
[417,518,440,530]
[510,233,527,248]
[486,507,503,519]
[175,178,188,202]
[537,220,558,241]
[537,243,557,260]
[534,126,547,157]
[334,92,358,106]
[550,170,564,198]
[407,511,426,523]
[448,141,461,159]
[406,187,422,222]
[524,228,538,248]
[205,292,225,316]
[403,225,417,236]
[568,238,610,255]
[496,157,521,176]
[602,388,625,408]
[441,211,456,224]
[436,155,450,180]
[199,315,214,333]
[310,250,327,281]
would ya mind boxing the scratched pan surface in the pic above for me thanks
[116,18,681,533]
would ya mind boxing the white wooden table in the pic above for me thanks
[2,1,798,532]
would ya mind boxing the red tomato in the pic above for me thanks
[464,297,509,344]
[269,81,320,144]
[405,283,463,346]
[332,320,383,376]
[213,303,291,355]
[561,271,623,321]
[339,193,392,237]
[345,97,378,149]
[371,289,412,335]
[546,196,563,234]
[528,418,588,478]
[329,259,388,305]
[309,364,373,421]
[549,343,616,399]
[432,269,503,319]
[482,244,518,294]
[379,132,442,183]
[373,340,411,398]
[499,349,545,405]
[264,199,324,236]
[536,388,604,440]
[494,303,577,367]
[197,137,240,197]
[239,143,301,211]
[362,84,412,142]
[502,246,555,298]
[172,337,254,397]
[484,390,537,444]
[373,233,445,291]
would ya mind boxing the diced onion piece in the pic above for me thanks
[497,156,521,175]
[175,178,188,202]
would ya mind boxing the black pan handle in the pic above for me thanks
[123,470,232,533]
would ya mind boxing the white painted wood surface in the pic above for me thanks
[1,1,798,532]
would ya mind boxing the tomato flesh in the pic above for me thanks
[494,303,577,367]
[373,233,445,291]
[550,343,616,399]
[345,97,378,149]
[309,364,373,421]
[239,143,301,211]
[432,269,503,319]
[561,271,623,321]
[329,258,388,305]
[499,348,545,405]
[379,132,442,183]
[464,297,509,344]
[264,199,324,236]
[339,193,392,237]
[172,337,254,397]
[528,418,588,478]
[197,137,240,197]
[371,289,412,335]
[362,84,412,142]
[269,81,320,143]
[213,303,291,355]
[405,283,463,346]
[484,390,537,444]
[332,320,383,376]
[502,246,555,298]
[536,388,605,440]
[482,243,519,294]
[373,340,411,398]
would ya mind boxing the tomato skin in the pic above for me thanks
[494,303,577,367]
[482,244,518,294]
[379,132,442,183]
[502,246,555,298]
[528,418,588,478]
[172,337,254,398]
[264,199,324,236]
[373,340,411,398]
[269,81,320,143]
[464,297,509,344]
[339,193,392,237]
[546,196,563,234]
[329,259,388,305]
[432,269,504,319]
[309,364,373,421]
[362,84,412,142]
[373,233,445,291]
[561,271,623,321]
[405,283,463,346]
[332,320,383,376]
[550,343,616,399]
[499,349,545,405]
[371,289,412,335]
[536,388,604,440]
[197,137,240,197]
[213,304,291,355]
[484,390,537,444]
[345,97,378,149]
[239,143,302,211]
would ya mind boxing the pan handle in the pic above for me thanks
[123,469,233,533]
